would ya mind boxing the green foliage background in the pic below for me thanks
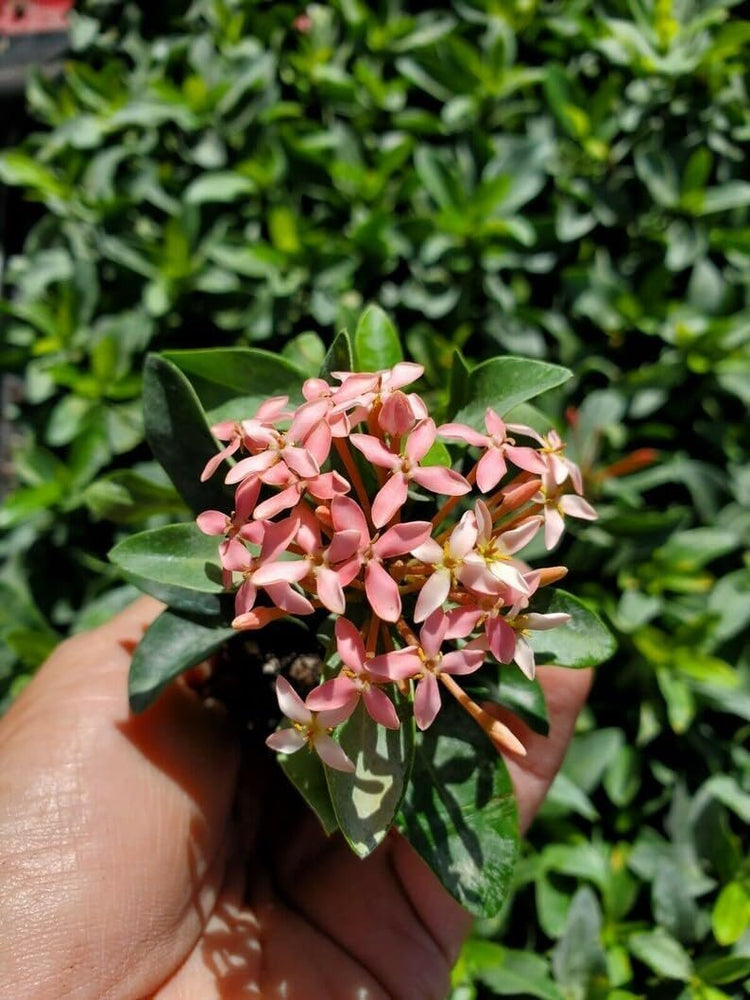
[1,0,749,996]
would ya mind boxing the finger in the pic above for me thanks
[0,598,240,1000]
[486,665,593,832]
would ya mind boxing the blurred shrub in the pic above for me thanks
[1,0,749,995]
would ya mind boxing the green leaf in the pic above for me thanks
[463,941,565,1000]
[142,355,230,514]
[712,882,750,946]
[183,172,256,204]
[162,348,306,424]
[398,702,519,917]
[109,523,224,595]
[528,590,616,668]
[467,666,549,736]
[447,347,472,417]
[353,305,403,372]
[278,744,339,837]
[319,329,354,382]
[449,356,571,428]
[326,697,414,858]
[697,955,750,986]
[0,151,70,199]
[628,929,693,981]
[128,609,235,712]
[552,887,609,1000]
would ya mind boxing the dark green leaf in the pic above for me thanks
[162,348,306,424]
[142,355,230,514]
[528,590,616,668]
[353,305,403,372]
[278,744,339,837]
[326,697,414,858]
[398,702,519,917]
[319,329,354,382]
[552,887,609,1000]
[449,357,571,428]
[628,929,693,981]
[109,523,224,595]
[129,610,235,712]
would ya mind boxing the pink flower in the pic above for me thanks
[378,612,485,730]
[533,476,598,549]
[200,396,292,482]
[506,425,584,494]
[458,500,538,598]
[330,495,432,621]
[266,677,355,772]
[305,618,402,729]
[473,610,571,681]
[439,408,513,493]
[350,419,471,528]
[410,511,478,622]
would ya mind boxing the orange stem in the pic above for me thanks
[440,674,526,756]
[334,438,373,524]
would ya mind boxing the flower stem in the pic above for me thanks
[440,673,527,756]
[335,438,373,523]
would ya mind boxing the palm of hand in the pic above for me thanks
[0,599,589,1000]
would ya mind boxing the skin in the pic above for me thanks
[0,597,591,1000]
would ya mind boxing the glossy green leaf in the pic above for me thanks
[696,955,750,986]
[528,590,616,668]
[449,356,571,428]
[128,609,235,712]
[353,305,403,372]
[319,329,354,382]
[712,882,750,946]
[162,348,306,424]
[398,702,519,917]
[326,697,414,858]
[628,929,693,981]
[109,523,224,594]
[142,355,230,514]
[278,744,339,837]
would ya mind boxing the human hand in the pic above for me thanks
[0,597,591,1000]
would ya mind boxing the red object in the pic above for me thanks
[0,0,73,36]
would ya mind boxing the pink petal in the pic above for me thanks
[384,361,424,390]
[283,446,320,479]
[504,445,547,475]
[315,565,347,614]
[514,637,536,680]
[474,500,493,542]
[306,676,359,712]
[374,520,433,559]
[371,472,409,529]
[419,609,449,658]
[487,618,517,663]
[476,448,507,493]
[335,617,367,673]
[525,612,571,630]
[260,515,300,561]
[313,733,356,773]
[302,420,332,467]
[365,560,402,622]
[201,440,239,482]
[234,579,258,615]
[448,511,478,559]
[289,399,328,442]
[560,495,598,520]
[266,728,306,754]
[411,465,471,496]
[225,450,276,484]
[498,517,542,555]
[331,495,369,539]
[264,583,314,615]
[414,674,441,730]
[275,676,311,724]
[231,606,288,630]
[506,422,544,445]
[235,477,261,519]
[327,529,362,564]
[252,559,309,586]
[318,701,359,728]
[405,419,437,463]
[445,607,482,639]
[220,536,250,571]
[210,420,239,440]
[488,561,531,595]
[349,433,400,469]
[196,510,228,536]
[438,422,488,447]
[253,486,302,521]
[255,395,290,422]
[484,408,506,438]
[379,391,416,437]
[544,508,565,549]
[368,648,422,682]
[414,568,451,623]
[411,537,443,564]
[549,453,569,486]
[441,649,485,675]
[363,687,400,729]
[308,471,350,501]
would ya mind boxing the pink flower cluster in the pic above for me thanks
[198,362,597,771]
